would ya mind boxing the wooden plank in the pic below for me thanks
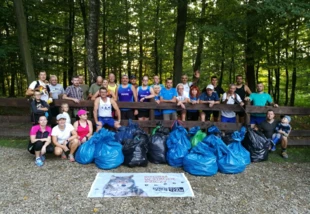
[289,130,310,137]
[288,139,310,146]
[0,98,30,107]
[245,105,310,115]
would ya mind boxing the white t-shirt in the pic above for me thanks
[181,82,193,94]
[49,84,64,99]
[62,112,71,124]
[29,80,49,102]
[176,91,189,102]
[221,93,242,118]
[99,97,112,117]
[51,124,74,144]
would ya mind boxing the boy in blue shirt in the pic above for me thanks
[160,78,177,120]
[199,84,220,121]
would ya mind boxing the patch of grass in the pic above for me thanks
[0,138,28,149]
[266,146,310,163]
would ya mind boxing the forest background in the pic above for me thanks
[1,0,310,106]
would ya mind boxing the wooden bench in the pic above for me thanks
[0,98,309,146]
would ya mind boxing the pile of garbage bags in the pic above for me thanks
[76,119,270,174]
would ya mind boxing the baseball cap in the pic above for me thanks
[283,115,291,123]
[206,84,214,90]
[130,75,136,79]
[56,114,66,120]
[77,109,88,116]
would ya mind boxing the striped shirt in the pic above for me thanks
[64,85,83,100]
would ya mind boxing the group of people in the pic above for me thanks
[26,70,291,167]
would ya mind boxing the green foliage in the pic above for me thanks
[1,0,309,104]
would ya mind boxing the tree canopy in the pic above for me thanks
[1,0,310,106]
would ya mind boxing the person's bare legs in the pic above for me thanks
[200,112,206,122]
[280,136,288,158]
[68,139,80,162]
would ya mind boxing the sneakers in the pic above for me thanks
[40,155,46,162]
[281,151,288,159]
[271,145,276,152]
[35,158,44,167]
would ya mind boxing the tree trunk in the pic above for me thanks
[68,0,75,80]
[125,0,132,77]
[290,19,298,106]
[13,0,35,84]
[154,1,160,75]
[173,0,188,86]
[284,22,290,106]
[101,0,107,78]
[245,0,257,92]
[193,0,206,72]
[79,0,88,80]
[229,45,235,84]
[219,41,225,87]
[139,30,143,83]
[87,0,101,82]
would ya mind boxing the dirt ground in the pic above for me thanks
[0,147,309,214]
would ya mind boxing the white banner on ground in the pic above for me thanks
[88,173,194,198]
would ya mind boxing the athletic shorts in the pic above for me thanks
[120,110,135,120]
[250,115,265,125]
[98,117,115,128]
[221,115,236,123]
[138,110,149,118]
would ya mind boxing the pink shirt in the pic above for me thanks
[30,125,52,136]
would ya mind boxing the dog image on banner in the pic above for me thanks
[102,175,148,197]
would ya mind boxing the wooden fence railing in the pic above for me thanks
[0,98,310,145]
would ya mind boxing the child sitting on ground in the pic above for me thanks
[271,115,291,151]
[61,103,71,124]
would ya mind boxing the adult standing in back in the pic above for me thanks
[88,76,103,99]
[160,78,178,120]
[245,82,278,126]
[49,75,64,118]
[115,75,138,120]
[63,76,84,103]
[137,75,155,121]
[210,76,225,122]
[78,75,89,100]
[107,73,118,94]
[26,70,51,103]
[235,75,252,123]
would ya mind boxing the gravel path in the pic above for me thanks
[0,147,309,214]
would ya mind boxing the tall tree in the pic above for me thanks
[245,0,257,91]
[87,0,101,82]
[173,0,188,86]
[13,0,35,84]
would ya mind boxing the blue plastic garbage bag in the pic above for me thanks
[166,121,191,167]
[94,128,124,169]
[227,131,251,166]
[183,142,218,176]
[75,132,100,164]
[207,125,221,136]
[203,134,246,174]
[115,119,140,144]
[188,126,201,137]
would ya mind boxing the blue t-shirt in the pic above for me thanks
[188,96,199,113]
[249,92,273,117]
[199,92,219,102]
[118,84,133,111]
[160,87,177,114]
[154,95,161,116]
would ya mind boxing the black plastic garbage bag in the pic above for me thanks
[242,128,271,162]
[148,133,168,164]
[123,133,149,167]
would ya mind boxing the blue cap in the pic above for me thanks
[283,115,291,123]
